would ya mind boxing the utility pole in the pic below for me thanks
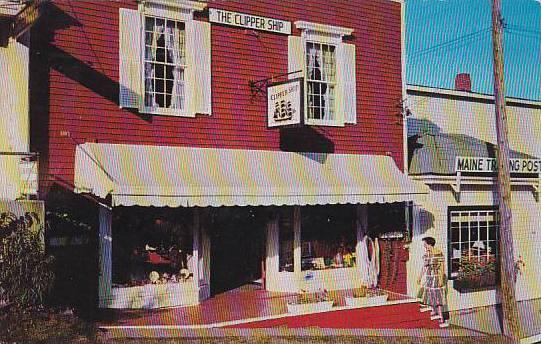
[491,0,521,341]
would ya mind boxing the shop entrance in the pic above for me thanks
[368,202,409,294]
[209,207,265,296]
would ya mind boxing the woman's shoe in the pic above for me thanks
[430,314,442,320]
[439,321,449,328]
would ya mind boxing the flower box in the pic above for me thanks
[454,273,497,292]
[286,300,334,314]
[345,294,388,307]
[454,254,498,292]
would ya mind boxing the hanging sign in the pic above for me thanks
[455,156,541,173]
[209,8,291,35]
[11,0,47,39]
[267,78,303,127]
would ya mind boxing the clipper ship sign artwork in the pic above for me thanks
[267,78,303,127]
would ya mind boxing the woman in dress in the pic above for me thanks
[417,236,448,327]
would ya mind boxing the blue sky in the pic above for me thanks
[406,0,541,100]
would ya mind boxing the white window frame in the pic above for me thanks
[448,206,499,279]
[141,15,188,115]
[305,41,337,124]
[139,1,203,117]
[294,21,355,127]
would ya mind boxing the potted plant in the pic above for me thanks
[454,255,497,292]
[286,289,334,314]
[345,285,388,307]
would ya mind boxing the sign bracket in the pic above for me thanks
[451,171,461,203]
[249,70,302,97]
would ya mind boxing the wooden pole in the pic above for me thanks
[491,0,521,340]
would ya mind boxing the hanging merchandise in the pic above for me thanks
[366,237,380,288]
[357,235,371,286]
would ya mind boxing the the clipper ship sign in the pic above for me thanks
[267,78,303,127]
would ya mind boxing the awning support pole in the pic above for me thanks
[293,206,302,290]
[192,208,200,298]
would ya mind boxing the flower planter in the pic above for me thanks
[286,300,334,314]
[345,294,388,307]
[454,275,496,293]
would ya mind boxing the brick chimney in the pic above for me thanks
[455,73,472,92]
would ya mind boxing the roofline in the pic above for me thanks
[406,84,541,108]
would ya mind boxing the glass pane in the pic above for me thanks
[301,205,356,271]
[112,207,193,287]
[279,208,294,272]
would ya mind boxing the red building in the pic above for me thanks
[25,0,427,310]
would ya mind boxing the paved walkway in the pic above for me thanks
[449,298,541,343]
[98,284,416,329]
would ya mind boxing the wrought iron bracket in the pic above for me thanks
[249,70,302,97]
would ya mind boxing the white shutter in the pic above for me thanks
[288,36,304,77]
[336,43,357,124]
[288,36,305,122]
[119,8,142,108]
[185,20,212,116]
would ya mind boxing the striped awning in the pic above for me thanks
[74,143,428,207]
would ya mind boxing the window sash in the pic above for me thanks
[143,16,186,112]
[305,41,336,122]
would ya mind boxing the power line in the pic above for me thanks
[409,27,491,60]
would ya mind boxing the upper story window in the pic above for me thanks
[289,21,356,127]
[306,42,336,121]
[119,0,210,117]
[144,17,187,111]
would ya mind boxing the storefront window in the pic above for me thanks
[301,205,356,271]
[112,207,193,287]
[279,207,294,272]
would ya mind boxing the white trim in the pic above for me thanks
[407,85,541,108]
[521,334,541,344]
[140,106,195,118]
[141,0,207,12]
[411,175,539,187]
[401,0,408,173]
[295,21,353,38]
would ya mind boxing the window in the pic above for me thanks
[278,208,294,272]
[112,207,193,287]
[448,207,499,281]
[289,21,356,126]
[306,42,336,121]
[144,17,186,111]
[300,205,356,271]
[119,1,211,117]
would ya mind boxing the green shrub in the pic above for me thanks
[0,211,55,308]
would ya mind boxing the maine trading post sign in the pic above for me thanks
[455,156,541,174]
[209,9,291,35]
[267,78,303,127]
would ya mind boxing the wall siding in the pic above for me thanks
[33,0,404,194]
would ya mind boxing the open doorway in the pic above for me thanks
[368,202,409,294]
[209,206,265,296]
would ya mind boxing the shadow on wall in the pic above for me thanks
[44,184,100,319]
[416,208,435,237]
[280,126,335,154]
[31,3,151,124]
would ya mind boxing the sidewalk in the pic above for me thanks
[449,298,541,343]
[101,327,507,343]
